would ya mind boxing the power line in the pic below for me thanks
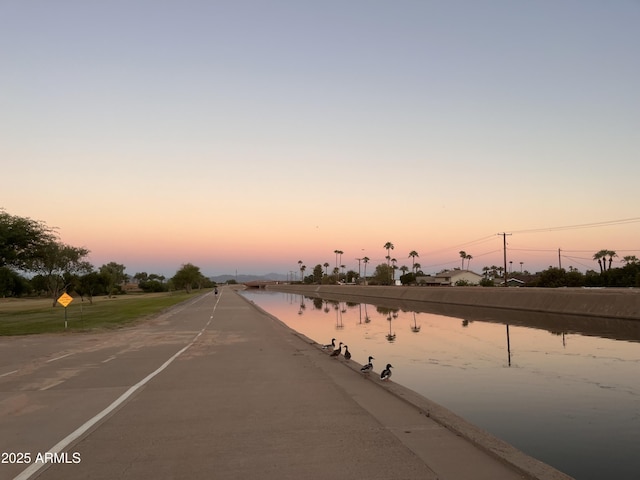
[509,217,640,234]
[427,235,496,255]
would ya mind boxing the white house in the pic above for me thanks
[416,269,483,286]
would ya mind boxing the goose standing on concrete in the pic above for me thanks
[360,356,374,374]
[343,345,351,360]
[380,364,393,381]
[330,342,343,357]
[322,338,336,350]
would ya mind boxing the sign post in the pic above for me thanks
[57,293,74,329]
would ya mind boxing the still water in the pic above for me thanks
[240,289,640,480]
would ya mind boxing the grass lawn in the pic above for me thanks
[0,290,209,336]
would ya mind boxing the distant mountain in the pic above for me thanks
[210,273,288,283]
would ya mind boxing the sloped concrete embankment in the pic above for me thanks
[266,285,640,320]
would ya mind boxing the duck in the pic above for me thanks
[380,364,393,381]
[322,338,336,350]
[330,342,343,357]
[343,345,351,360]
[360,356,374,374]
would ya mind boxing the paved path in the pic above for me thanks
[1,287,571,480]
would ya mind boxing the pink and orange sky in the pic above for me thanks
[2,1,639,278]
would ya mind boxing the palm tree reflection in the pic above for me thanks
[298,295,306,315]
[335,302,344,330]
[410,312,421,333]
[506,324,511,367]
[386,313,396,342]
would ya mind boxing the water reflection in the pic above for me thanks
[506,324,511,367]
[240,289,640,480]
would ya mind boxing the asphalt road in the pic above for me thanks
[1,287,570,480]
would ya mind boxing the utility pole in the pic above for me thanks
[498,233,512,287]
[558,248,562,270]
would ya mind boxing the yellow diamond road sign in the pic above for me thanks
[57,293,73,308]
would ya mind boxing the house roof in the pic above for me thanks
[436,270,483,279]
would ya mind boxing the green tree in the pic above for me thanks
[30,241,91,306]
[0,209,55,270]
[172,263,205,293]
[346,269,358,283]
[534,267,567,288]
[0,267,31,297]
[372,263,393,285]
[76,271,106,303]
[134,272,148,282]
[100,262,127,297]
[312,264,323,283]
[399,271,416,285]
[134,271,167,292]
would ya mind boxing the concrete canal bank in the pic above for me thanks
[265,285,640,320]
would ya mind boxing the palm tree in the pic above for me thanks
[622,255,639,265]
[384,242,394,267]
[400,265,409,276]
[459,251,467,269]
[297,260,303,281]
[384,242,394,283]
[323,262,330,276]
[593,250,608,273]
[300,264,306,282]
[466,254,473,270]
[413,263,421,275]
[362,256,369,285]
[408,251,419,273]
[606,250,617,270]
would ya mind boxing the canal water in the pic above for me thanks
[240,289,640,480]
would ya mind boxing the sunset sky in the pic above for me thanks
[2,1,639,278]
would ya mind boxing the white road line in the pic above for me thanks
[46,353,73,363]
[14,292,219,480]
[101,356,116,364]
[40,380,65,391]
[0,369,18,378]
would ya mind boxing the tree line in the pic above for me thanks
[296,242,640,288]
[0,210,213,301]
